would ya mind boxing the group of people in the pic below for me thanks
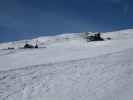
[86,32,104,42]
[24,43,38,49]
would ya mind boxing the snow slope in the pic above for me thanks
[0,29,133,100]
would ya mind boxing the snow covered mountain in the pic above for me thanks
[0,29,133,100]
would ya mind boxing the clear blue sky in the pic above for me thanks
[0,0,133,42]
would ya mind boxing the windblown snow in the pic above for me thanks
[0,29,133,100]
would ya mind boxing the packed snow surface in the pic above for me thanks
[0,29,133,100]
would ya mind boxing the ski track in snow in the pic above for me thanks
[1,29,133,100]
[1,48,133,100]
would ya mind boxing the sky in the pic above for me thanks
[0,0,133,42]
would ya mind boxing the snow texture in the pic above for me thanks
[0,29,133,100]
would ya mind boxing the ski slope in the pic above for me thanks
[0,29,133,100]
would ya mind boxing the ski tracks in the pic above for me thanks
[1,49,133,100]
